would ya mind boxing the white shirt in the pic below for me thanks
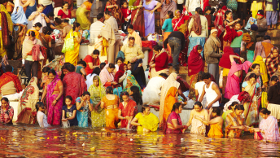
[90,21,105,44]
[188,15,208,37]
[142,77,166,105]
[38,0,52,6]
[204,82,219,107]
[37,111,50,128]
[195,81,207,108]
[185,0,203,12]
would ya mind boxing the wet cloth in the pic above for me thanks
[135,112,159,132]
[62,105,78,126]
[166,111,182,134]
[88,76,106,127]
[17,77,39,124]
[0,105,14,124]
[255,115,280,142]
[37,111,50,127]
[225,112,243,138]
[76,97,93,127]
[119,99,137,128]
[163,87,178,121]
[208,123,223,138]
[190,115,206,135]
[102,95,119,129]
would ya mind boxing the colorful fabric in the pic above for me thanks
[76,97,92,127]
[190,115,206,135]
[219,46,239,69]
[17,77,39,124]
[265,51,280,77]
[160,0,177,19]
[135,112,159,132]
[256,115,280,142]
[224,61,252,99]
[208,123,223,138]
[102,95,119,128]
[187,36,206,57]
[163,87,178,121]
[76,6,91,30]
[65,31,81,66]
[105,0,123,28]
[191,13,202,36]
[114,63,125,83]
[46,75,63,125]
[188,45,204,76]
[11,6,28,31]
[253,55,269,84]
[63,72,87,105]
[0,4,13,57]
[227,0,238,11]
[119,99,137,128]
[129,0,145,37]
[143,0,158,36]
[123,70,142,95]
[0,72,22,93]
[88,76,106,127]
[166,111,182,134]
[214,6,227,37]
[225,112,243,138]
[57,9,71,19]
[0,105,14,124]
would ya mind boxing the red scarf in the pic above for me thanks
[0,72,22,92]
[219,46,239,69]
[188,45,204,76]
[1,11,10,48]
[114,63,125,83]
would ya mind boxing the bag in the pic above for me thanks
[226,0,238,11]
[61,30,74,53]
[62,120,70,128]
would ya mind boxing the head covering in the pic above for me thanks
[159,73,180,125]
[257,10,264,16]
[188,45,204,76]
[88,76,106,106]
[191,13,202,35]
[253,55,269,83]
[11,5,28,31]
[219,46,239,69]
[123,70,142,95]
[114,63,125,83]
[17,77,39,124]
[238,91,251,104]
[211,29,218,34]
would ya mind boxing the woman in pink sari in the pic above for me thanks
[249,108,280,142]
[99,63,118,87]
[62,64,87,105]
[118,91,138,128]
[224,54,251,99]
[41,69,64,125]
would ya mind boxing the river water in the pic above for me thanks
[0,125,279,157]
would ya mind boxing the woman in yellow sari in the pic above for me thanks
[0,4,13,57]
[100,86,119,129]
[64,23,82,66]
[225,105,246,138]
[76,0,92,30]
[88,75,106,127]
[242,73,261,126]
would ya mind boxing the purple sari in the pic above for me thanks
[46,75,63,125]
[143,0,158,36]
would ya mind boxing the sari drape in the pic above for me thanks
[208,123,223,138]
[160,1,176,20]
[136,112,159,132]
[119,99,137,128]
[253,56,269,84]
[129,0,145,37]
[159,73,180,126]
[265,52,280,78]
[88,76,106,127]
[46,75,63,125]
[105,0,123,28]
[76,2,92,30]
[0,72,22,93]
[225,112,243,138]
[188,45,204,76]
[0,4,13,57]
[63,72,87,105]
[65,31,81,66]
[166,111,182,134]
[163,87,177,121]
[17,77,39,124]
[99,64,115,86]
[255,115,280,142]
[243,82,259,126]
[114,63,125,83]
[102,95,119,129]
[123,70,142,95]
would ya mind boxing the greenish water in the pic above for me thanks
[0,125,279,157]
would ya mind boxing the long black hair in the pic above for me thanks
[171,102,182,112]
[130,86,143,105]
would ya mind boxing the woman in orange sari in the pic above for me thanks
[163,87,178,122]
[101,86,120,128]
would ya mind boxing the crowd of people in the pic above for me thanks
[0,0,279,143]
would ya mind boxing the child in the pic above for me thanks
[76,91,94,127]
[76,60,87,78]
[230,22,243,55]
[36,102,50,128]
[62,96,78,126]
[121,1,131,32]
[129,86,143,112]
[162,11,174,34]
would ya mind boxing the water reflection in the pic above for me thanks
[0,124,279,157]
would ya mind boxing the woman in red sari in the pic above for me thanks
[105,0,123,28]
[114,63,125,84]
[129,0,145,37]
[214,5,228,39]
[149,45,169,78]
[62,64,87,105]
[172,9,190,36]
[118,91,138,128]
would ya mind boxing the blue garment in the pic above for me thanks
[113,87,122,97]
[188,36,206,57]
[117,51,125,60]
[162,18,173,32]
[42,4,54,17]
[11,6,28,31]
[25,1,37,19]
[62,105,78,126]
[75,97,93,127]
[245,17,257,31]
[266,11,278,25]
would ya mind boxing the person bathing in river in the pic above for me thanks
[62,96,78,127]
[36,102,50,128]
[165,103,188,134]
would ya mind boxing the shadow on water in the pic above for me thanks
[0,124,279,157]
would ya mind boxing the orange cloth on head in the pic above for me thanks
[208,123,223,138]
[163,87,178,121]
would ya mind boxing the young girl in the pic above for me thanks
[62,96,78,127]
[76,91,94,127]
[36,102,50,128]
[162,11,174,53]
[129,86,143,112]
[121,1,131,32]
[223,10,240,48]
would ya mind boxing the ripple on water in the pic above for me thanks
[0,125,279,157]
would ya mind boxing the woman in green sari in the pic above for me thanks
[88,75,106,127]
[123,70,142,96]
